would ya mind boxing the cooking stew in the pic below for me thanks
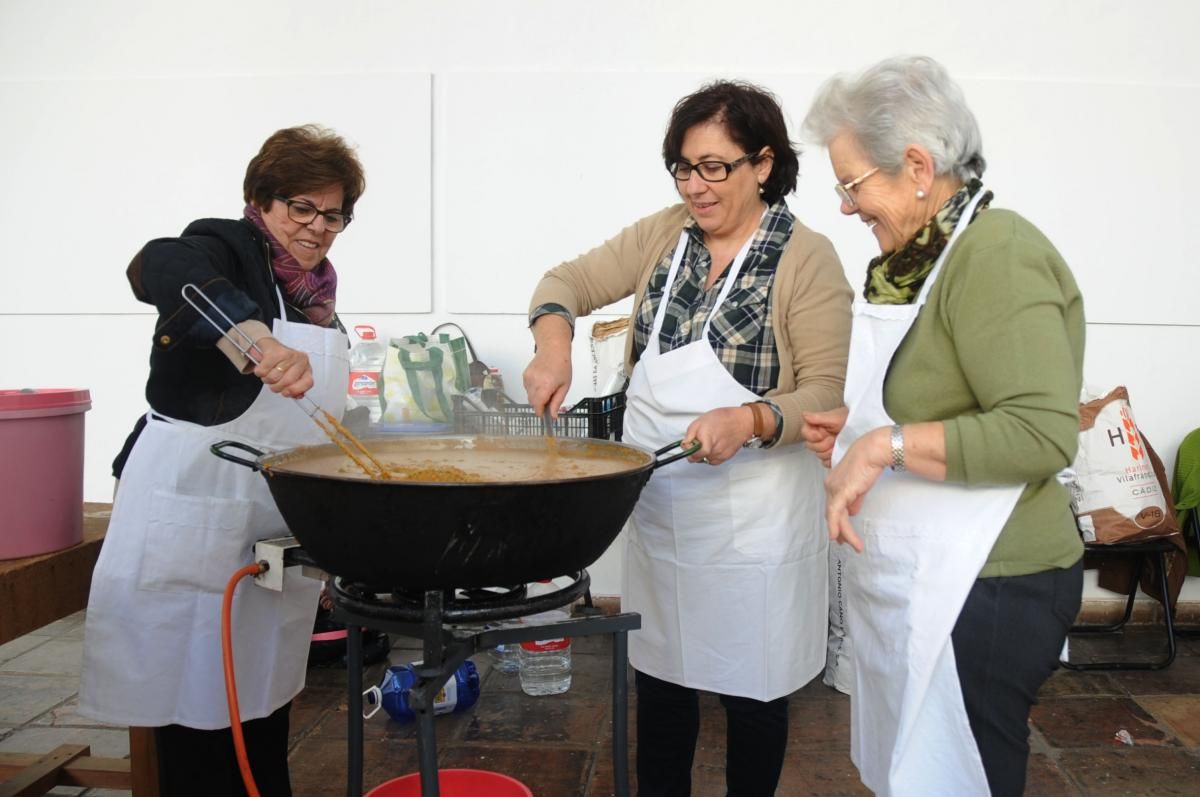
[271,435,650,483]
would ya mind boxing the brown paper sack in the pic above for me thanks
[1071,386,1180,543]
[1069,386,1187,607]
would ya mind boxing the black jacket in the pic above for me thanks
[112,217,342,476]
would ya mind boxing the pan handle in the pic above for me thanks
[653,440,702,469]
[211,440,267,471]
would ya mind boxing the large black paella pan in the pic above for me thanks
[213,434,691,590]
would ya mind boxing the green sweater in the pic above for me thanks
[884,209,1085,577]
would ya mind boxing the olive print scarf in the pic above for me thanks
[864,178,991,305]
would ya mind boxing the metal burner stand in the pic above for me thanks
[331,571,641,797]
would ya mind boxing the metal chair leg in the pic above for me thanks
[1151,549,1178,670]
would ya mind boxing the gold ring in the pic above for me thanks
[274,365,286,372]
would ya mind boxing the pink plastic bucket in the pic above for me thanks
[0,389,92,560]
[366,769,533,797]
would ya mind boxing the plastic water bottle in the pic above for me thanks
[363,660,481,723]
[519,580,572,696]
[347,325,387,424]
[490,644,521,673]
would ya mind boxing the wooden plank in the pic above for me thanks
[0,503,109,645]
[0,744,88,797]
[0,753,131,790]
[128,726,161,797]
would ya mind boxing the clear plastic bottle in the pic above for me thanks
[489,643,521,673]
[347,325,387,425]
[518,580,572,696]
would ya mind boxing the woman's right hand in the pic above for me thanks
[801,406,849,467]
[524,315,573,418]
[523,347,571,419]
[251,336,314,398]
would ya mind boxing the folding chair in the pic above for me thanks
[1061,536,1178,671]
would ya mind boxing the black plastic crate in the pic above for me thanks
[452,391,625,440]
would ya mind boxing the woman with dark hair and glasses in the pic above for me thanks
[80,125,365,796]
[524,81,852,795]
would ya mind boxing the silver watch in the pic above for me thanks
[890,424,906,471]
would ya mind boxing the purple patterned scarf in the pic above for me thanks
[244,203,338,326]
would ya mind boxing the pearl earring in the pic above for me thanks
[916,189,926,199]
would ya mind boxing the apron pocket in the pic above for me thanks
[137,489,253,594]
[729,456,779,559]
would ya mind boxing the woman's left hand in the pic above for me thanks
[682,406,755,466]
[823,425,890,553]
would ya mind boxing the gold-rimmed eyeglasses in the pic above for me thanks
[834,167,879,208]
[271,195,352,232]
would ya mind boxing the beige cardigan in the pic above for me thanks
[529,203,853,446]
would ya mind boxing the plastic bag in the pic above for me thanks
[380,331,471,425]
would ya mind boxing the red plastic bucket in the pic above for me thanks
[366,769,532,797]
[0,389,91,560]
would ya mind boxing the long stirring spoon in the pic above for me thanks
[542,407,558,455]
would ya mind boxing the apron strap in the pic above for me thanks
[912,187,988,308]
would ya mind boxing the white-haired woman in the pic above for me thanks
[800,56,1085,797]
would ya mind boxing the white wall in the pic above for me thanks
[2,0,1197,599]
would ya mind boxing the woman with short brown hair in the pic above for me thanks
[81,125,365,797]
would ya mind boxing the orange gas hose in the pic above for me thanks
[223,562,267,797]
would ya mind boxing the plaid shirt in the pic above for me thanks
[631,199,791,395]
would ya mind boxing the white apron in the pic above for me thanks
[832,191,1023,796]
[80,288,349,729]
[622,226,828,702]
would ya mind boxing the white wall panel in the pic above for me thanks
[1,72,432,315]
[439,71,696,314]
[965,80,1196,325]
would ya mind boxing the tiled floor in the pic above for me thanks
[2,611,1199,796]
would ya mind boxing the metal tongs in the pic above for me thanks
[181,283,392,480]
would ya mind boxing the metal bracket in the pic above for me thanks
[252,536,301,592]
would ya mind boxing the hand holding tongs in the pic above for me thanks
[181,283,393,480]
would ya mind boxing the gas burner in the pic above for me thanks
[332,565,639,797]
[388,583,527,607]
[331,570,589,624]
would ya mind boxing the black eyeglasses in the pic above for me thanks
[668,152,759,183]
[271,195,352,232]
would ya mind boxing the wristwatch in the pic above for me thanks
[742,401,769,449]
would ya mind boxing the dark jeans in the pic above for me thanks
[635,670,789,797]
[155,701,293,797]
[951,561,1083,797]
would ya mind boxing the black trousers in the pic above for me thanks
[155,701,293,797]
[951,561,1083,797]
[635,670,789,797]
